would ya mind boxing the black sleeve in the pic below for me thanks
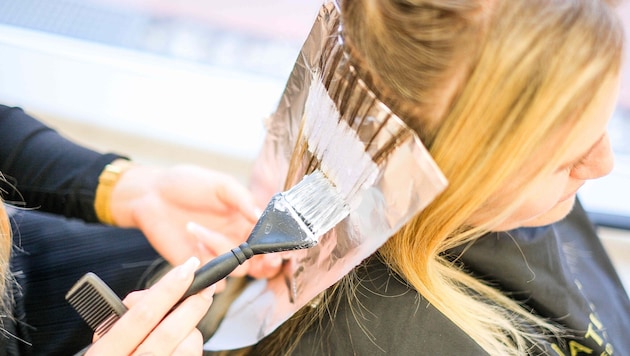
[0,105,126,222]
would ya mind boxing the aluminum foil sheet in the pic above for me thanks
[205,1,447,350]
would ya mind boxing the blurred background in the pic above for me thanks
[0,0,322,177]
[0,0,628,288]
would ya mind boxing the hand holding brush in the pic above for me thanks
[72,257,215,355]
[66,169,352,354]
[68,55,381,350]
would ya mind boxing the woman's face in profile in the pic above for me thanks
[487,77,620,231]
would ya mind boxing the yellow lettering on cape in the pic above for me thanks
[569,340,593,356]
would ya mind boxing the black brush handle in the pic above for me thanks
[69,243,254,354]
[180,243,254,301]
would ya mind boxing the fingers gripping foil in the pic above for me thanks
[205,1,447,350]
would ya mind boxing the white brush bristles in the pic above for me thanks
[283,170,350,237]
[303,78,379,203]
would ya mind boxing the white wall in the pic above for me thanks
[0,24,285,164]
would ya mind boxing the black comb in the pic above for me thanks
[65,272,127,354]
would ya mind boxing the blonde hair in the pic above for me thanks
[0,172,18,318]
[0,200,12,314]
[228,0,625,354]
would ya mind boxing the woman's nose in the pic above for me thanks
[570,133,615,180]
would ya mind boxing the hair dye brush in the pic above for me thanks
[66,99,378,349]
[181,168,353,299]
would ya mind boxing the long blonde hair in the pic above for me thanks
[0,201,12,314]
[232,0,625,354]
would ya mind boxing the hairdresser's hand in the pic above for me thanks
[110,164,256,264]
[109,164,283,279]
[88,257,214,356]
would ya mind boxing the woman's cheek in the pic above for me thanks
[495,175,570,230]
[520,196,577,228]
[512,174,576,227]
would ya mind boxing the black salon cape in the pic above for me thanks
[288,202,630,355]
[0,105,159,355]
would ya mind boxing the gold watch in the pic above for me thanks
[94,158,133,225]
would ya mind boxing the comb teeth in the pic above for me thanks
[283,170,350,237]
[65,273,128,336]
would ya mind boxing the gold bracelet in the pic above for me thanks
[94,158,133,225]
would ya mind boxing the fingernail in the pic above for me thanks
[253,208,263,218]
[201,285,216,301]
[186,221,201,234]
[178,256,200,279]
